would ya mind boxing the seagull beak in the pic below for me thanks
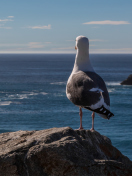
[75,46,77,50]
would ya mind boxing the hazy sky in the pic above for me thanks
[0,0,132,53]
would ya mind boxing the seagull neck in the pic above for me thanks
[72,49,94,73]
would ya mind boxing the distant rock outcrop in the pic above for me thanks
[0,127,132,176]
[121,74,132,85]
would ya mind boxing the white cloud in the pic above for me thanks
[83,20,130,25]
[28,42,45,48]
[8,16,14,18]
[28,24,51,29]
[0,18,13,22]
[0,16,14,22]
[0,16,14,29]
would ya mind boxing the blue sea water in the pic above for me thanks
[0,54,132,160]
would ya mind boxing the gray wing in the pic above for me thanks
[66,71,110,108]
[85,71,110,106]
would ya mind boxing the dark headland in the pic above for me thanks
[121,74,132,85]
[0,127,132,176]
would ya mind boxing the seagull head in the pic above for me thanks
[73,36,94,72]
[75,36,89,51]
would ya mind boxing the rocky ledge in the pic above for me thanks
[121,74,132,85]
[0,127,132,176]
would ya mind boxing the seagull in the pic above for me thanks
[66,36,114,130]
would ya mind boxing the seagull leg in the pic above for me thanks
[90,112,95,131]
[78,108,84,130]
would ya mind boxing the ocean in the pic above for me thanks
[0,53,132,160]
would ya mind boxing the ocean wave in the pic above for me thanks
[50,82,66,85]
[0,101,12,106]
[8,94,28,99]
[108,88,115,93]
[0,109,79,114]
[8,91,48,100]
[40,92,48,95]
[106,82,121,86]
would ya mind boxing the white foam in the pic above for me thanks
[0,101,12,106]
[106,82,120,86]
[27,92,48,96]
[50,82,66,85]
[108,88,115,93]
[8,94,27,99]
[8,91,48,100]
[40,92,48,95]
[19,94,28,99]
[28,92,39,96]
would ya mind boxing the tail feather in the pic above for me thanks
[85,105,114,120]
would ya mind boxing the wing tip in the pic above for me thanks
[107,113,114,120]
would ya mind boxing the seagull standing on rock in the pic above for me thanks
[66,36,114,130]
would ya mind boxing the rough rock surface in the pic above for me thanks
[0,127,132,176]
[121,74,132,85]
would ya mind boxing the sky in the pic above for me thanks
[0,0,132,54]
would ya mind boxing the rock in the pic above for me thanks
[0,127,132,176]
[121,74,132,85]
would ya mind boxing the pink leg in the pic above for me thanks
[90,112,95,131]
[78,108,84,130]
